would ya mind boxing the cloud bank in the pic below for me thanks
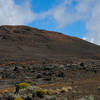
[33,0,100,45]
[44,0,100,45]
[85,1,100,45]
[0,0,36,25]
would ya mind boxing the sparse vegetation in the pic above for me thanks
[17,83,30,90]
[14,97,24,100]
[36,89,47,98]
[16,83,31,93]
[0,63,100,100]
[27,80,37,85]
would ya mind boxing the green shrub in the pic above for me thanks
[27,80,37,85]
[16,82,31,93]
[36,89,47,98]
[17,83,31,90]
[14,97,23,100]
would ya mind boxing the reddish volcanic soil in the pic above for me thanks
[0,25,100,64]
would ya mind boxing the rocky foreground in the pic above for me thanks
[0,61,100,100]
[0,25,100,100]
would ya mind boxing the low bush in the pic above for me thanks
[14,97,24,100]
[27,80,37,85]
[17,83,30,90]
[16,83,31,93]
[36,89,47,98]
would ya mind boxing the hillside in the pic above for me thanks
[0,25,100,63]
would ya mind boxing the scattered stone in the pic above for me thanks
[36,73,42,79]
[61,86,72,93]
[78,95,94,100]
[57,71,65,78]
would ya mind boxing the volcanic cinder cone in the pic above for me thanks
[0,25,100,63]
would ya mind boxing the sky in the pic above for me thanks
[0,0,100,45]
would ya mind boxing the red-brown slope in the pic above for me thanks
[0,25,100,63]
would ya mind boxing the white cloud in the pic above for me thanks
[85,1,100,45]
[51,0,76,28]
[47,0,100,45]
[0,0,36,25]
[49,0,93,28]
[48,0,78,28]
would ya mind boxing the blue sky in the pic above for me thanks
[30,0,87,38]
[0,0,100,45]
[14,0,87,38]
